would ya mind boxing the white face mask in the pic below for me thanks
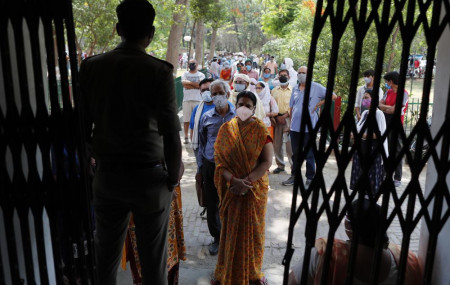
[212,94,228,109]
[234,83,246,92]
[236,106,254,121]
[297,73,306,84]
[201,90,212,102]
[364,77,372,84]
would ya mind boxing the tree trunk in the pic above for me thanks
[231,16,242,51]
[195,20,204,67]
[188,20,196,61]
[101,26,116,54]
[208,27,218,61]
[165,0,188,72]
[387,24,400,72]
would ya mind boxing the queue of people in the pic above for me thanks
[80,0,415,284]
[184,66,410,283]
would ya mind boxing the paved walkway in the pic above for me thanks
[118,138,426,284]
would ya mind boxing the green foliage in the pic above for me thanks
[190,0,216,21]
[72,0,119,55]
[261,0,302,37]
[261,0,431,102]
[148,0,176,58]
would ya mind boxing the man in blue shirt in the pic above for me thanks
[198,80,235,256]
[282,66,336,188]
[190,78,215,158]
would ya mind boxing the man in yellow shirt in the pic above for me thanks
[271,69,293,175]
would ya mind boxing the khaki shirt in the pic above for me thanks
[79,42,180,163]
[271,86,292,114]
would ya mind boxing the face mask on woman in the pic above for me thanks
[234,83,246,92]
[263,73,270,79]
[361,98,371,109]
[236,106,254,121]
[212,94,228,109]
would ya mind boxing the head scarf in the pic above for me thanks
[284,57,298,87]
[233,73,251,91]
[256,81,271,107]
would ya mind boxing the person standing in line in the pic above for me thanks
[245,59,259,81]
[378,71,409,188]
[355,69,384,121]
[264,55,278,79]
[190,78,215,200]
[198,80,236,256]
[350,90,388,196]
[282,66,336,188]
[211,91,273,285]
[79,0,181,284]
[190,78,215,157]
[220,61,232,84]
[272,58,297,88]
[182,59,206,144]
[231,52,245,76]
[209,57,220,80]
[230,73,266,121]
[259,67,274,91]
[255,81,279,139]
[271,70,294,175]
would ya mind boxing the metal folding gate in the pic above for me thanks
[282,0,450,284]
[1,0,450,284]
[0,0,95,283]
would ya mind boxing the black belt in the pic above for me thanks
[97,160,163,172]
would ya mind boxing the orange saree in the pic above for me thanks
[213,117,271,284]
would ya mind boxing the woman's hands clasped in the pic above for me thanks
[230,176,253,196]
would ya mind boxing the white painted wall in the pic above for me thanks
[418,6,450,284]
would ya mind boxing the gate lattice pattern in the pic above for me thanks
[282,0,450,284]
[0,0,94,283]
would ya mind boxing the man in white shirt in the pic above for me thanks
[182,59,205,144]
[355,69,383,121]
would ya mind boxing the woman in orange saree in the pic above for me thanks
[212,91,274,285]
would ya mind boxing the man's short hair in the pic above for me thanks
[199,78,214,88]
[363,69,375,77]
[116,0,155,41]
[210,79,229,93]
[279,69,289,75]
[383,71,399,85]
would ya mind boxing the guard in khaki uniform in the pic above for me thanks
[79,1,181,284]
